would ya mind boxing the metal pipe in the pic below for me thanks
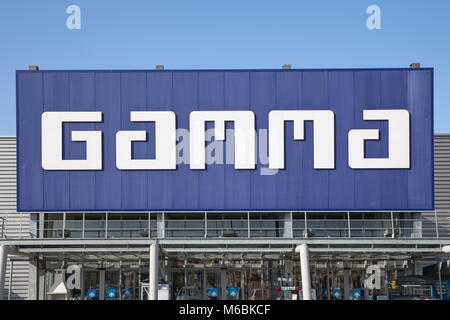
[99,268,105,300]
[347,212,351,238]
[297,244,312,300]
[326,261,330,300]
[204,212,207,238]
[247,212,250,238]
[105,212,108,239]
[0,245,7,300]
[1,217,5,239]
[8,260,13,300]
[434,211,439,238]
[82,213,85,239]
[203,262,207,300]
[149,242,158,300]
[62,212,66,239]
[437,261,443,300]
[391,212,395,237]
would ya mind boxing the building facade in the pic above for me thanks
[1,68,449,301]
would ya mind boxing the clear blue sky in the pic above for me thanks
[1,0,449,134]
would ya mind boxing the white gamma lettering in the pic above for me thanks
[41,109,411,171]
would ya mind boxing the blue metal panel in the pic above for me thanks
[301,72,329,209]
[274,71,302,209]
[16,72,44,211]
[94,72,122,210]
[120,72,148,210]
[42,72,70,210]
[407,70,433,209]
[224,72,251,209]
[16,69,434,212]
[69,72,96,210]
[328,71,355,209]
[172,72,199,210]
[380,70,408,209]
[354,71,382,209]
[250,72,277,209]
[146,72,174,209]
[198,72,225,209]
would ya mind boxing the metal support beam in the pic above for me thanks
[247,212,250,238]
[99,268,105,300]
[157,213,165,239]
[435,211,439,238]
[391,212,395,237]
[8,260,13,300]
[220,268,226,300]
[343,269,350,300]
[298,244,312,300]
[0,245,7,300]
[437,261,443,300]
[149,242,159,300]
[326,261,330,300]
[347,212,351,238]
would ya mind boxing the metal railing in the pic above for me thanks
[1,211,449,240]
[0,217,5,239]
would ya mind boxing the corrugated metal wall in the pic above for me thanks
[422,134,450,237]
[0,137,29,300]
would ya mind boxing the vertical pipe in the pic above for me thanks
[304,212,308,235]
[247,212,250,238]
[62,212,66,238]
[0,245,8,300]
[204,212,207,238]
[39,213,45,239]
[260,260,264,300]
[8,260,13,300]
[437,262,443,300]
[99,268,105,300]
[240,265,245,300]
[347,212,351,238]
[203,262,207,300]
[326,262,330,301]
[149,242,159,300]
[220,268,227,300]
[434,211,439,238]
[343,269,350,300]
[299,244,311,300]
[391,212,395,237]
[105,212,108,239]
[119,261,123,300]
[82,213,85,239]
[148,212,151,239]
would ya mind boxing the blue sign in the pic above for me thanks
[87,289,96,299]
[352,289,362,300]
[227,288,238,297]
[333,289,342,299]
[432,281,450,300]
[122,288,131,299]
[16,69,433,212]
[207,288,218,298]
[107,288,116,299]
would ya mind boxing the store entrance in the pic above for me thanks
[82,267,143,300]
[171,267,245,300]
[170,263,275,300]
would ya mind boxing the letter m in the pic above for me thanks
[190,111,256,169]
[269,110,335,169]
